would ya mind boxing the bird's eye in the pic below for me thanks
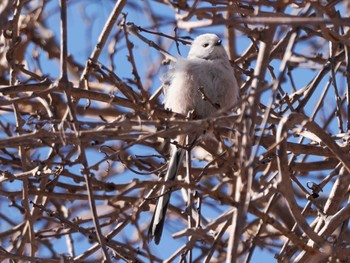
[202,43,209,47]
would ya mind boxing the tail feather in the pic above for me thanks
[148,146,184,244]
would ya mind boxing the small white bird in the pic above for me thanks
[148,33,240,244]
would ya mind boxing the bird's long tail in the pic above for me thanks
[148,145,184,244]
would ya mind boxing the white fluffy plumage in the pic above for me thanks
[164,33,240,117]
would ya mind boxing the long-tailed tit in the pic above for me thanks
[148,33,240,244]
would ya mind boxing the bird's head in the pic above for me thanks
[187,34,228,60]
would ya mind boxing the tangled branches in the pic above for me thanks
[1,0,350,262]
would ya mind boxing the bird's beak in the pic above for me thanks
[215,39,222,46]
